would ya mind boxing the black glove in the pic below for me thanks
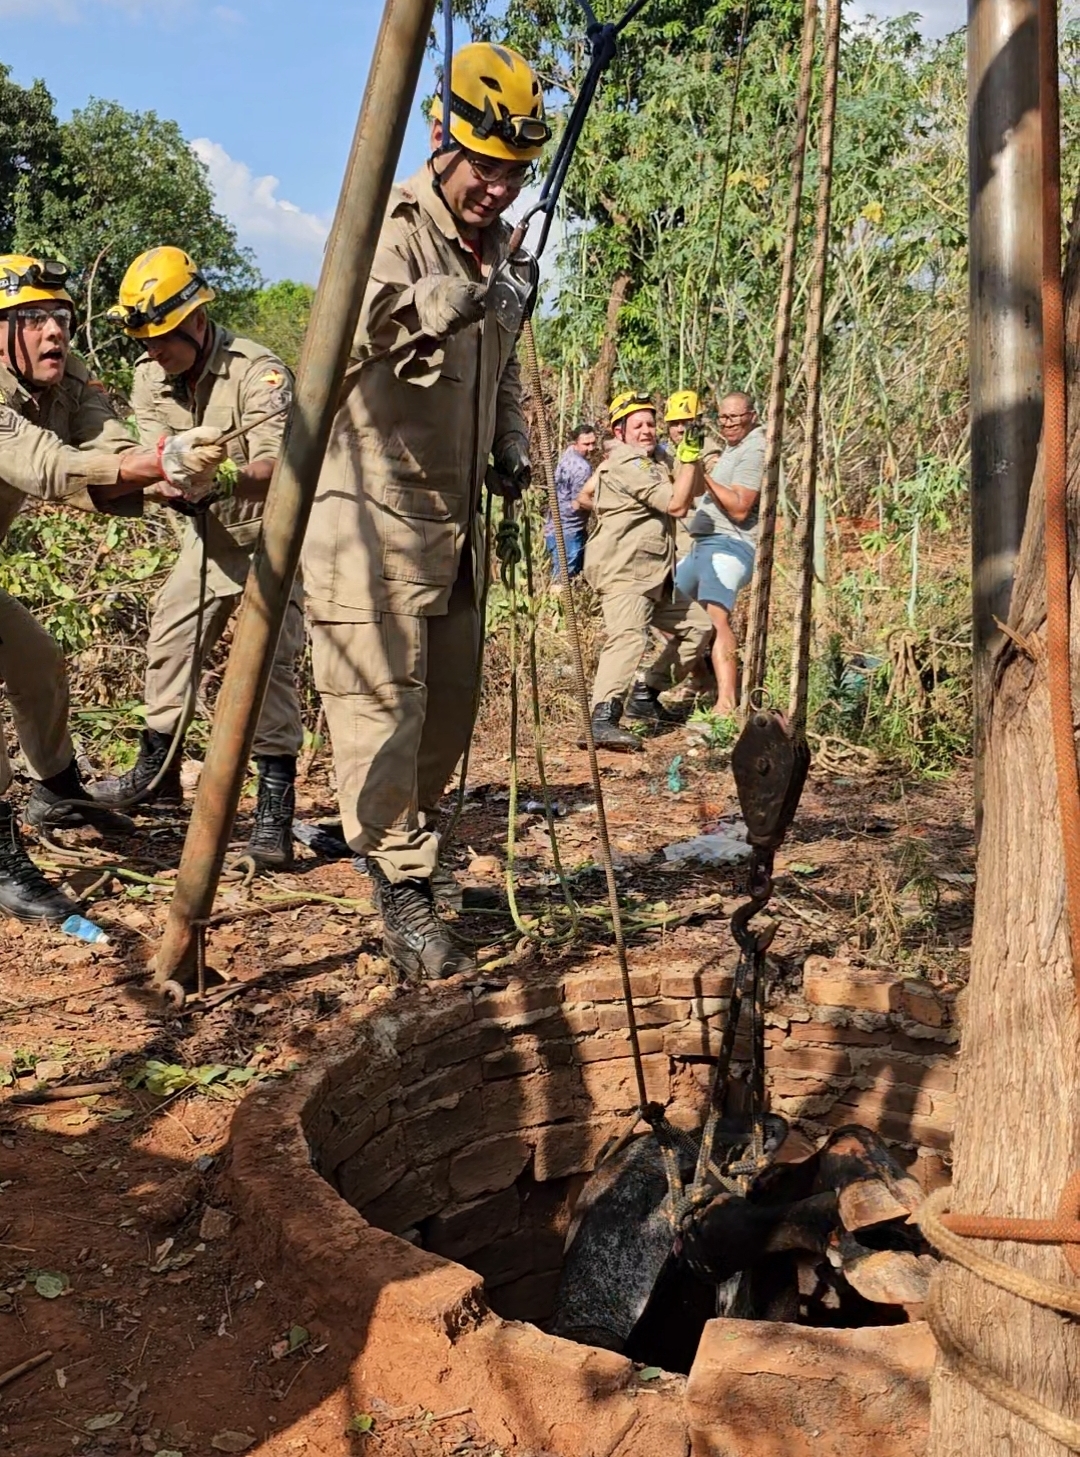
[492,436,532,496]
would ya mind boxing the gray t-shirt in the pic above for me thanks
[687,425,766,546]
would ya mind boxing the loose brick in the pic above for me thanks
[660,969,734,999]
[320,1111,377,1175]
[481,1068,582,1132]
[404,1060,483,1112]
[449,1133,532,1201]
[426,1186,521,1262]
[410,998,475,1045]
[788,1021,890,1047]
[482,1047,541,1080]
[472,979,562,1020]
[363,1161,450,1234]
[900,980,946,1027]
[562,969,660,1003]
[855,1057,956,1094]
[771,1046,852,1077]
[578,1053,669,1113]
[424,1018,507,1072]
[768,1074,846,1099]
[574,1031,664,1063]
[561,1006,599,1035]
[400,1088,484,1163]
[533,1119,612,1181]
[596,999,686,1033]
[337,1124,406,1208]
[804,959,902,1013]
[831,1085,934,1121]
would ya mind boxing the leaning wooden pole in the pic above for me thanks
[927,0,1080,1448]
[968,0,1042,820]
[152,0,438,990]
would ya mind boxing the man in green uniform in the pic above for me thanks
[94,247,301,870]
[577,391,712,750]
[0,254,225,920]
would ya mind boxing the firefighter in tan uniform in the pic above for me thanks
[94,248,302,869]
[576,391,712,751]
[0,255,226,921]
[303,43,549,980]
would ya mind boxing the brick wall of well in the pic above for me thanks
[301,955,957,1324]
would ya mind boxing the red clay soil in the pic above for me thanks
[0,727,973,1456]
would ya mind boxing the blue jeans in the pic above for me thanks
[544,521,586,582]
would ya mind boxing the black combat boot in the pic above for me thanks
[622,680,680,729]
[245,755,296,871]
[0,799,78,922]
[25,760,135,837]
[88,729,183,809]
[579,698,643,753]
[368,861,475,981]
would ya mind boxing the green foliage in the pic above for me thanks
[9,94,258,386]
[223,279,314,370]
[0,64,61,251]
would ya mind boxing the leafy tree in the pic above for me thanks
[222,279,315,370]
[0,65,61,253]
[12,97,258,379]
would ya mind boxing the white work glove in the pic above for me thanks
[413,275,487,337]
[158,426,228,501]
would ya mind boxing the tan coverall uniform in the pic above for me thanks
[130,325,303,756]
[0,355,135,794]
[303,166,529,884]
[584,442,712,708]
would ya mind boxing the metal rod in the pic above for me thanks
[968,0,1042,819]
[151,0,438,987]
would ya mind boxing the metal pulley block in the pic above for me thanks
[730,708,811,851]
[486,248,540,335]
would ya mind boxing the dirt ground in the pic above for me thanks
[0,720,974,1457]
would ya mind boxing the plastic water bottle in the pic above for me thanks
[61,915,109,945]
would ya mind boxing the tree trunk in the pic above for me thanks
[588,271,632,424]
[928,194,1080,1453]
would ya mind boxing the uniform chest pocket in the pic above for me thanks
[376,483,462,586]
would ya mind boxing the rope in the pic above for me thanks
[787,0,841,731]
[520,316,654,1117]
[741,0,819,703]
[920,1184,1080,1448]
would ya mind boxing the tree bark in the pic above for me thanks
[588,271,632,425]
[927,196,1080,1452]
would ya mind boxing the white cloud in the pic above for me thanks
[191,138,329,284]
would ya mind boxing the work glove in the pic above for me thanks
[158,426,228,501]
[489,435,531,499]
[675,424,705,464]
[413,275,487,337]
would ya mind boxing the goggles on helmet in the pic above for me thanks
[450,92,552,151]
[1,258,70,298]
[106,272,209,333]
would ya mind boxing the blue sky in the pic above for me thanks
[2,0,965,285]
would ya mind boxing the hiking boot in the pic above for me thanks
[88,729,183,809]
[622,681,680,728]
[580,698,643,753]
[25,760,135,838]
[245,755,296,871]
[369,860,475,981]
[0,799,78,922]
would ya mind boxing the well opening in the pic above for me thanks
[282,954,952,1446]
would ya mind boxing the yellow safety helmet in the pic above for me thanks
[107,247,215,338]
[431,42,551,162]
[0,255,74,312]
[609,390,655,428]
[665,389,700,423]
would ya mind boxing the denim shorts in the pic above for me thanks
[674,532,756,612]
